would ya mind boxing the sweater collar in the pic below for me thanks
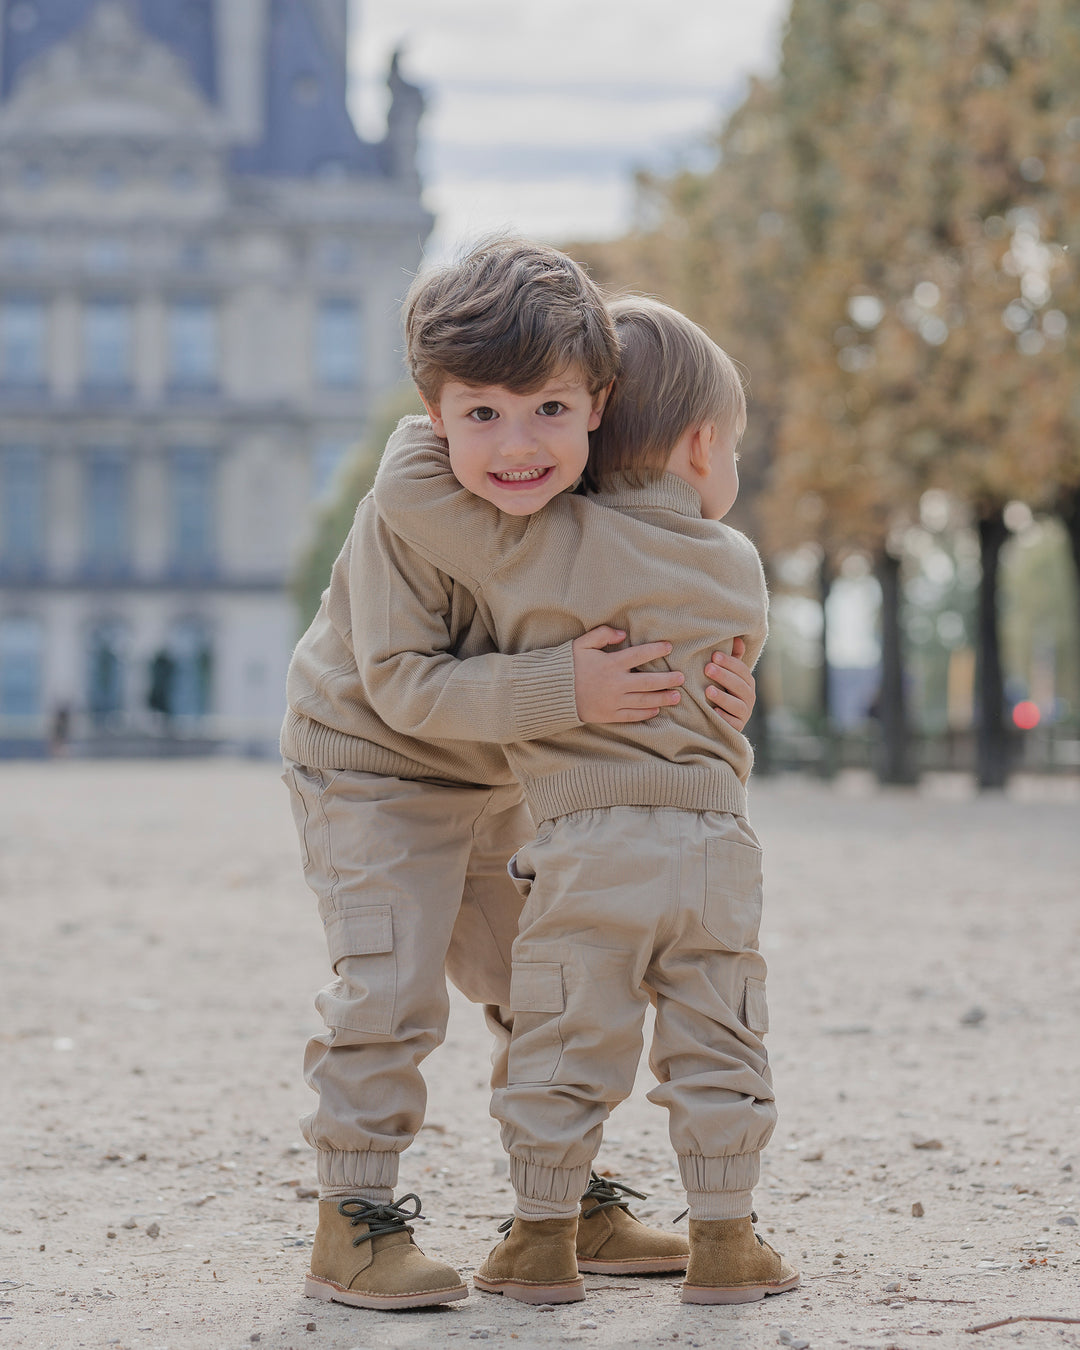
[588,471,705,519]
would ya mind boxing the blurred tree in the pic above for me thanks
[290,385,424,631]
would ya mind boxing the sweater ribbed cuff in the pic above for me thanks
[510,642,583,741]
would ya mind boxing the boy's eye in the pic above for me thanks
[538,401,565,416]
[469,406,497,422]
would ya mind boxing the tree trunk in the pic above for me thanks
[875,546,918,784]
[975,507,1010,790]
[818,553,838,779]
[1061,485,1080,674]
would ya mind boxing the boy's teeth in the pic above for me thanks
[495,467,547,481]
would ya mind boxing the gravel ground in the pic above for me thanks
[1,761,1078,1350]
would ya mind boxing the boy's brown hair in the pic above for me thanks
[404,236,619,402]
[586,296,746,492]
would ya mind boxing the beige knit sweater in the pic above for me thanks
[372,416,769,823]
[280,492,582,786]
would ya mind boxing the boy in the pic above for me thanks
[373,292,799,1306]
[282,242,758,1309]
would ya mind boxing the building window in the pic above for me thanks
[85,239,129,274]
[315,298,362,389]
[167,301,218,390]
[0,447,45,574]
[86,620,126,722]
[83,300,132,389]
[168,450,216,573]
[147,619,212,719]
[0,298,47,386]
[0,615,42,718]
[84,450,130,575]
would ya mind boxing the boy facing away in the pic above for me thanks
[281,240,758,1310]
[373,289,799,1306]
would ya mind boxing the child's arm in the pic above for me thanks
[371,415,523,585]
[353,508,683,744]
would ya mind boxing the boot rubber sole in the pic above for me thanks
[473,1274,585,1304]
[681,1272,800,1305]
[305,1274,469,1310]
[577,1254,688,1274]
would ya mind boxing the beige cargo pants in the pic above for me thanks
[493,806,776,1221]
[284,762,529,1193]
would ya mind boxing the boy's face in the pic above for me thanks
[421,373,607,516]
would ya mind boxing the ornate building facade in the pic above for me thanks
[0,0,431,753]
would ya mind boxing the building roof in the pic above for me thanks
[2,0,216,101]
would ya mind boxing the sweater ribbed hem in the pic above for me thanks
[510,642,582,741]
[509,1155,593,1208]
[281,710,478,784]
[678,1151,760,1198]
[315,1148,402,1191]
[523,761,747,824]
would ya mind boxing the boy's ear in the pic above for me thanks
[687,423,716,477]
[588,381,613,432]
[418,391,446,438]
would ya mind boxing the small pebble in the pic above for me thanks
[802,1150,824,1163]
[960,1006,986,1026]
[883,1281,901,1292]
[145,1222,160,1238]
[121,1219,138,1230]
[1056,1214,1077,1226]
[912,1138,943,1150]
[911,1202,925,1218]
[305,1324,316,1333]
[250,1337,261,1344]
[106,1230,117,1239]
[579,1321,598,1330]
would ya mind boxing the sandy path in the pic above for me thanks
[1,762,1078,1350]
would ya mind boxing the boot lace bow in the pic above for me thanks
[580,1172,647,1215]
[337,1193,426,1248]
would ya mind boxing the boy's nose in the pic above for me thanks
[496,426,541,459]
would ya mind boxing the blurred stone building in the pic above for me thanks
[0,0,431,754]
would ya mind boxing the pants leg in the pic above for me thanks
[445,786,532,1092]
[285,763,511,1192]
[645,811,776,1219]
[492,808,777,1217]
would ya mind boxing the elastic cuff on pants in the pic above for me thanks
[316,1149,401,1191]
[515,1194,580,1221]
[686,1189,754,1220]
[509,1155,592,1209]
[678,1151,760,1198]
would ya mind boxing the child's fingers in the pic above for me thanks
[618,640,673,668]
[575,625,627,650]
[614,706,662,722]
[625,670,684,692]
[706,685,745,716]
[622,690,681,709]
[705,661,751,695]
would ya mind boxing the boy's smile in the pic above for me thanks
[421,375,608,515]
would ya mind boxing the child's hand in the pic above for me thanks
[573,627,684,724]
[704,637,757,732]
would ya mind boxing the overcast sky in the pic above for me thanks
[348,0,792,258]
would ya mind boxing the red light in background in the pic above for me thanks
[1012,700,1040,730]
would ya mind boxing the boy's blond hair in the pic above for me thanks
[586,296,746,492]
[404,236,619,402]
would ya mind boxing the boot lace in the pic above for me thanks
[337,1193,426,1248]
[580,1172,647,1216]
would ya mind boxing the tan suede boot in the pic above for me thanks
[576,1173,689,1274]
[681,1214,800,1304]
[305,1195,468,1310]
[474,1216,585,1304]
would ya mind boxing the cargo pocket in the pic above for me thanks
[742,975,769,1035]
[703,837,763,951]
[506,960,565,1085]
[315,905,396,1035]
